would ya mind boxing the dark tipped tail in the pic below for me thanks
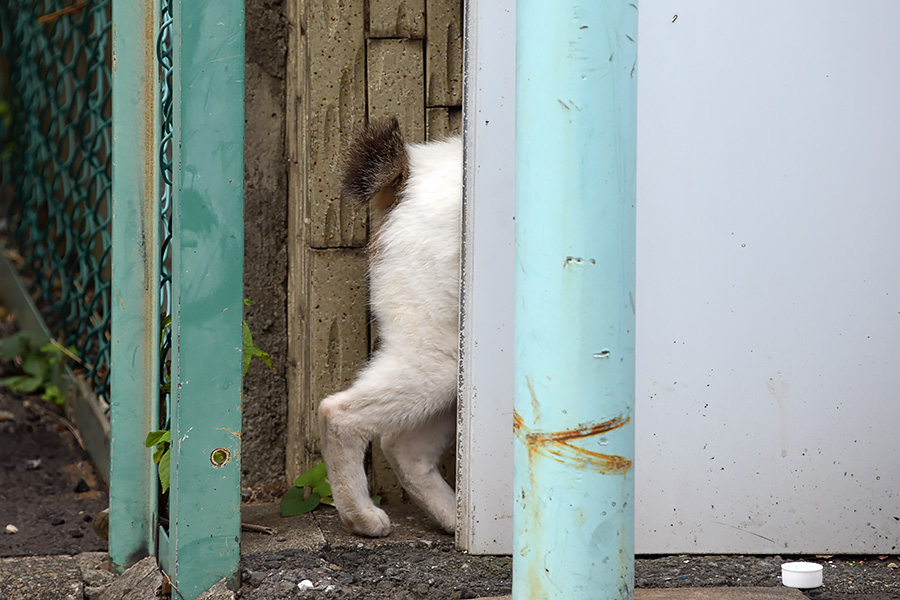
[341,117,409,214]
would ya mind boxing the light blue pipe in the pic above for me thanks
[514,2,637,599]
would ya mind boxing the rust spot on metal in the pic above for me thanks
[513,410,525,432]
[514,410,632,474]
[216,427,242,440]
[536,414,629,443]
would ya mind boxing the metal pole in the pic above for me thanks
[166,0,244,595]
[109,0,161,570]
[513,1,637,599]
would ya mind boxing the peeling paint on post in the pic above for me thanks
[514,1,637,599]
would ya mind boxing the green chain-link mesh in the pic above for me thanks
[158,0,173,430]
[0,1,112,401]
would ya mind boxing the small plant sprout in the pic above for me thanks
[145,430,171,494]
[280,462,381,517]
[0,331,77,406]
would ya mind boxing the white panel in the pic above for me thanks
[457,0,516,554]
[635,1,900,553]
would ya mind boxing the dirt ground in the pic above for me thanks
[0,387,109,558]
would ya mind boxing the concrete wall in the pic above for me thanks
[242,0,289,492]
[242,0,463,499]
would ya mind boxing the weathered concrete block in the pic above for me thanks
[306,0,368,248]
[309,249,369,402]
[369,0,425,38]
[425,0,463,106]
[288,248,369,475]
[371,445,406,504]
[367,38,426,143]
[426,106,462,140]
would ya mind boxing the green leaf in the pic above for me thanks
[158,448,170,494]
[293,462,328,488]
[160,315,172,351]
[243,299,255,306]
[242,322,273,375]
[38,342,65,357]
[280,488,321,517]
[0,331,42,358]
[21,353,50,379]
[42,385,66,406]
[319,496,335,507]
[242,322,253,376]
[2,374,43,393]
[153,443,167,464]
[312,480,332,498]
[145,430,171,448]
[372,494,382,507]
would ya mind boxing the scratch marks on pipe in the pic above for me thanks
[525,376,541,424]
[557,99,581,112]
[514,410,632,474]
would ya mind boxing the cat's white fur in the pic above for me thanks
[318,134,463,536]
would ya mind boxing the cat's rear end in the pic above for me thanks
[318,119,462,536]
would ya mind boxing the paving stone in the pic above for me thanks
[197,578,236,600]
[0,555,82,600]
[96,556,162,600]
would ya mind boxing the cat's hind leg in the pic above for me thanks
[381,409,456,533]
[318,388,390,537]
[318,354,456,537]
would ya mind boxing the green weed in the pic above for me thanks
[0,330,75,406]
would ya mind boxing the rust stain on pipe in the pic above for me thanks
[514,410,632,474]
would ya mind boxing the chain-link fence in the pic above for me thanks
[0,0,112,401]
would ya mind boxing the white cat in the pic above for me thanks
[318,119,462,537]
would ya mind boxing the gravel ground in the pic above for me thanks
[240,538,511,600]
[635,555,900,599]
[237,545,900,600]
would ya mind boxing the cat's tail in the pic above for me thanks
[341,117,409,214]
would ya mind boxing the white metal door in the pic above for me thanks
[635,0,900,553]
[458,0,900,554]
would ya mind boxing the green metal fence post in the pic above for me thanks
[109,0,162,570]
[514,1,638,599]
[166,0,245,595]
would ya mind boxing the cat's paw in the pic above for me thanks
[341,505,391,537]
[437,512,455,535]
